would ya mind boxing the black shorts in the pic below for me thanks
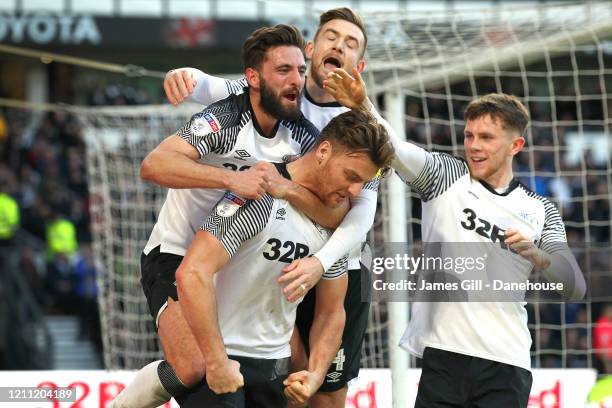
[180,355,290,408]
[295,263,371,392]
[140,246,183,326]
[415,347,533,408]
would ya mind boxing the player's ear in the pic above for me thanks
[245,67,260,89]
[317,141,332,164]
[356,58,366,73]
[511,136,525,156]
[305,41,315,60]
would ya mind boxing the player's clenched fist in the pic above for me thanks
[206,358,244,394]
[164,68,196,105]
[283,370,322,406]
[227,162,270,199]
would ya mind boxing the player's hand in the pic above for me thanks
[278,257,324,302]
[323,67,368,110]
[283,370,322,406]
[206,358,244,394]
[164,68,196,105]
[227,162,269,200]
[258,162,294,199]
[504,228,551,270]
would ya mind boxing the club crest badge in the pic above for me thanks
[216,192,246,217]
[191,112,221,136]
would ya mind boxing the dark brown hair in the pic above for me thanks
[315,7,368,56]
[317,110,394,172]
[242,24,305,70]
[464,93,530,136]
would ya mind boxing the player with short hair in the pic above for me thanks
[176,109,393,407]
[111,24,336,408]
[325,77,587,407]
[163,8,400,406]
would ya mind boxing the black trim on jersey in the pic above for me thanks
[516,182,568,253]
[410,153,469,202]
[203,195,275,257]
[274,162,292,180]
[304,78,343,108]
[479,178,521,196]
[323,254,348,279]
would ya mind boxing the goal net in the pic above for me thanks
[81,1,612,374]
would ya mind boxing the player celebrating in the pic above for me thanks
[177,110,393,407]
[326,73,586,408]
[111,24,337,408]
[163,8,401,406]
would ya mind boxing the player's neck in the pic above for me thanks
[306,77,336,104]
[480,169,514,190]
[249,90,279,137]
[286,155,323,199]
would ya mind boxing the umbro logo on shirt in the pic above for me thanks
[276,208,286,220]
[326,371,342,382]
[234,150,251,161]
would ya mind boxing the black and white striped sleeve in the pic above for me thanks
[322,254,348,280]
[283,117,320,155]
[538,199,568,254]
[224,78,248,95]
[176,96,246,158]
[202,193,274,257]
[363,175,382,192]
[409,152,469,202]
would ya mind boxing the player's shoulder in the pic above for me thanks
[281,114,320,140]
[193,90,249,129]
[515,180,562,217]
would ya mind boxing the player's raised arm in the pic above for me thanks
[175,230,243,394]
[284,259,348,406]
[164,67,246,106]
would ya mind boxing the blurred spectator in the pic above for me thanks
[45,252,76,314]
[73,245,101,352]
[46,211,78,259]
[595,305,612,374]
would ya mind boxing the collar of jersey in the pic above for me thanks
[478,177,520,196]
[304,78,343,108]
[245,87,281,139]
[273,162,292,180]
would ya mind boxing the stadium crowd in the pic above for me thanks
[0,75,609,373]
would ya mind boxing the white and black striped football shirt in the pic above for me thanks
[398,145,567,371]
[144,89,319,256]
[201,164,347,359]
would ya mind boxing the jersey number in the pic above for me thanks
[460,208,508,249]
[263,238,310,263]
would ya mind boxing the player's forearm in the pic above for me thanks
[176,267,228,367]
[314,189,376,271]
[366,102,428,182]
[186,68,233,105]
[308,307,345,381]
[141,149,234,189]
[284,183,348,229]
[542,249,586,300]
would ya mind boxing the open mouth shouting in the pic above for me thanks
[323,55,343,73]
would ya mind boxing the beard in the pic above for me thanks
[259,79,301,121]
